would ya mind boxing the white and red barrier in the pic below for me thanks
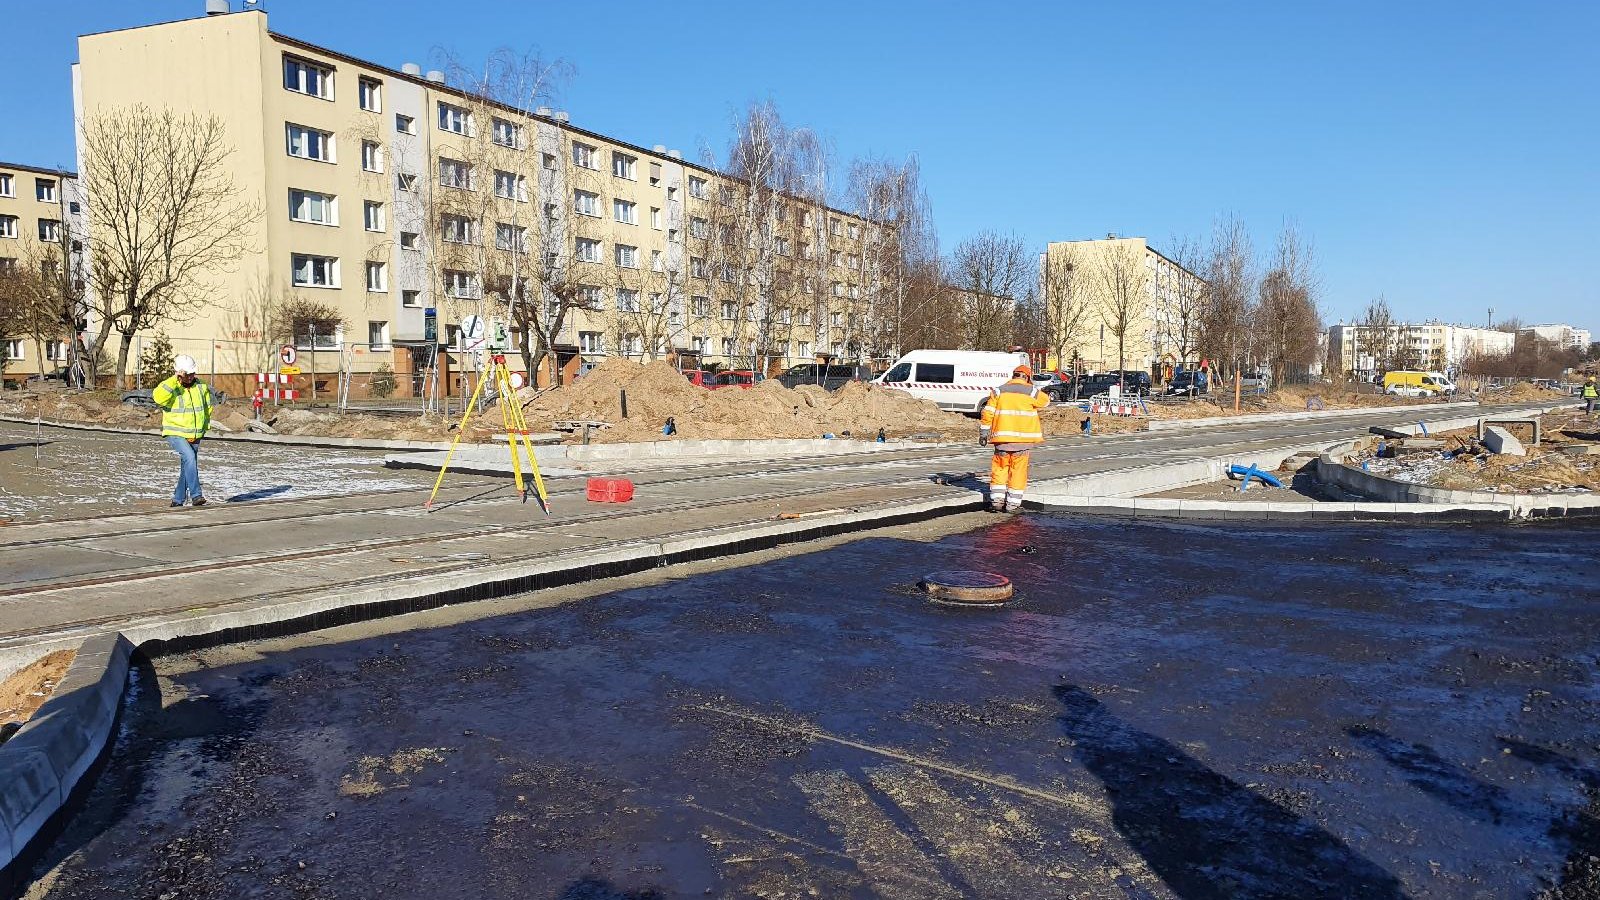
[254,372,299,402]
[1089,398,1141,416]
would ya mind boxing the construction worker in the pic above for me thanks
[151,355,213,508]
[979,364,1050,512]
[1584,376,1598,414]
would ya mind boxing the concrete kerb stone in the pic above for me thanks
[0,414,456,453]
[385,438,948,475]
[1146,401,1481,432]
[0,632,131,878]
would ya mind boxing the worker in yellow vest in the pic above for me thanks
[979,364,1050,512]
[1584,376,1597,414]
[151,355,213,507]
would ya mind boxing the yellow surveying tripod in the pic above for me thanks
[424,352,551,513]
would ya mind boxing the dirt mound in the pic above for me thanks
[1493,382,1567,402]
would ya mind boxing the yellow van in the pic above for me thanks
[1382,370,1456,397]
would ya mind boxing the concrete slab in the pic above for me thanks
[1483,425,1527,456]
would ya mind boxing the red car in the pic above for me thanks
[682,369,714,388]
[709,370,762,390]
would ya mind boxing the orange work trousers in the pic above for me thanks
[988,446,1032,508]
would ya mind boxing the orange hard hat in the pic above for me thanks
[1013,363,1033,379]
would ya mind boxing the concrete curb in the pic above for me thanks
[1315,455,1600,519]
[385,437,948,475]
[1146,400,1481,431]
[1028,494,1517,522]
[0,632,132,881]
[0,414,457,452]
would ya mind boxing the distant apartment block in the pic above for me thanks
[1327,322,1514,377]
[1518,323,1591,352]
[0,161,86,382]
[1039,235,1204,373]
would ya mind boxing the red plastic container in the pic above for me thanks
[586,477,635,503]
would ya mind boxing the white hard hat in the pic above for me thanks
[173,355,198,374]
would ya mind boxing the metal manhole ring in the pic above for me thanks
[920,570,1013,605]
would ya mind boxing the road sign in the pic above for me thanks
[279,365,302,376]
[460,315,486,351]
[280,345,297,365]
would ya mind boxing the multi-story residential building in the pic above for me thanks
[1518,324,1592,352]
[1327,322,1514,378]
[1039,235,1204,374]
[0,162,87,384]
[70,6,872,394]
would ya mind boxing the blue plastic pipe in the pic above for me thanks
[1227,463,1284,491]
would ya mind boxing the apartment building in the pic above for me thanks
[1518,323,1592,352]
[72,6,872,393]
[0,162,86,383]
[1327,322,1514,377]
[1040,235,1204,374]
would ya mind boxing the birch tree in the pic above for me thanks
[1254,222,1321,384]
[1198,214,1254,379]
[1041,245,1093,374]
[949,231,1031,350]
[1095,239,1148,376]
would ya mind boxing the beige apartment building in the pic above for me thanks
[0,162,86,382]
[1327,322,1514,378]
[69,6,873,395]
[1040,235,1203,375]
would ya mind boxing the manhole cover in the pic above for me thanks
[921,570,1013,606]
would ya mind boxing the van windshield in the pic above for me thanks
[883,363,911,383]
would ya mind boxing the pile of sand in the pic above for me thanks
[1491,382,1568,402]
[495,358,975,443]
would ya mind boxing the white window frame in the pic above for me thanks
[291,253,339,288]
[0,215,16,239]
[572,143,599,170]
[401,290,422,309]
[721,337,736,356]
[690,256,707,278]
[3,340,24,362]
[365,261,388,293]
[494,170,526,201]
[438,158,474,190]
[0,174,12,198]
[613,199,637,225]
[575,237,601,263]
[443,269,480,299]
[616,288,640,312]
[358,77,382,112]
[688,176,707,199]
[441,214,477,244]
[286,123,335,162]
[573,190,600,217]
[397,173,418,193]
[361,140,384,173]
[395,113,416,134]
[283,55,333,100]
[363,200,384,232]
[288,189,337,226]
[495,222,528,253]
[689,217,709,239]
[491,117,523,149]
[720,299,737,321]
[367,320,390,349]
[578,331,604,353]
[691,296,709,318]
[437,101,473,136]
[615,244,638,268]
[650,207,662,229]
[611,152,636,180]
[35,179,57,203]
[399,231,419,250]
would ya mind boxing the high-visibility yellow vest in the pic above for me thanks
[1585,382,1598,399]
[980,378,1049,445]
[151,377,213,439]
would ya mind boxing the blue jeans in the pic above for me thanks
[166,436,203,504]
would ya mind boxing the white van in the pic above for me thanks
[874,350,1032,414]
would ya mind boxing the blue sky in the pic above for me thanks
[3,0,1595,334]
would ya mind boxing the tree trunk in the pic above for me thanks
[115,331,135,390]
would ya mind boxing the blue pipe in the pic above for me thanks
[1227,463,1284,491]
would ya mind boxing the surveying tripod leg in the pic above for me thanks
[504,374,550,514]
[423,364,491,509]
[494,365,529,503]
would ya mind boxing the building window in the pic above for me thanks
[615,244,638,268]
[542,152,557,170]
[688,176,707,199]
[720,299,737,320]
[575,237,601,263]
[848,222,860,239]
[667,228,679,244]
[572,143,599,170]
[401,290,421,308]
[363,200,384,232]
[368,320,389,348]
[830,249,842,267]
[3,340,24,361]
[495,223,527,252]
[0,216,16,239]
[799,309,812,325]
[0,258,14,273]
[832,282,845,298]
[437,102,472,135]
[361,141,383,173]
[721,337,736,356]
[397,173,417,193]
[576,285,603,307]
[358,78,381,113]
[291,253,339,288]
[283,56,333,99]
[613,199,637,224]
[829,218,842,236]
[776,237,790,256]
[441,214,477,244]
[690,256,707,278]
[35,179,57,203]
[400,232,418,249]
[544,202,558,220]
[366,261,387,292]
[443,269,479,298]
[689,217,709,239]
[798,341,811,359]
[848,253,860,270]
[650,249,663,272]
[691,296,709,318]
[287,189,335,225]
[717,185,734,205]
[649,207,662,229]
[395,113,416,134]
[830,311,843,326]
[286,124,334,162]
[0,174,11,197]
[34,218,60,242]
[491,117,522,148]
[438,158,473,190]
[578,331,603,353]
[849,284,860,299]
[611,152,636,180]
[494,170,526,201]
[616,288,639,312]
[573,189,600,217]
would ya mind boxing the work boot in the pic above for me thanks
[192,497,208,508]
[170,501,183,508]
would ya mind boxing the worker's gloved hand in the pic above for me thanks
[978,432,989,447]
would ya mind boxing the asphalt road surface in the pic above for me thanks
[23,514,1600,899]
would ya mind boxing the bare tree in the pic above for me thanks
[950,231,1031,350]
[1198,214,1254,379]
[1158,236,1207,372]
[1040,245,1093,374]
[1254,222,1322,384]
[1095,239,1148,376]
[849,154,935,359]
[1354,295,1396,376]
[79,105,260,387]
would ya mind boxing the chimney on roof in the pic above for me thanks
[425,70,446,84]
[402,62,422,76]
[554,111,570,123]
[205,0,229,14]
[667,149,682,160]
[1106,232,1118,240]
[535,106,553,117]
[652,144,666,153]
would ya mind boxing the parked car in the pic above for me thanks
[709,369,762,390]
[1164,370,1210,396]
[776,363,873,391]
[1053,374,1118,401]
[682,369,715,388]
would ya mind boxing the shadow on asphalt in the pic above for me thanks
[1346,725,1524,826]
[1055,685,1408,899]
[558,876,664,899]
[0,441,53,453]
[224,485,293,503]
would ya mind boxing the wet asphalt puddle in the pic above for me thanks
[23,517,1600,899]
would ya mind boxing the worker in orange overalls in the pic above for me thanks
[979,364,1050,512]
